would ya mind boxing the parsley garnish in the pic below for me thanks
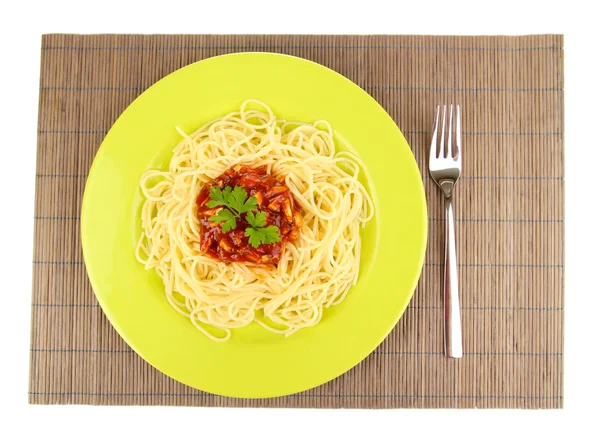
[208,209,237,233]
[245,210,266,228]
[206,186,232,208]
[208,186,257,231]
[206,186,257,213]
[245,211,281,248]
[207,186,281,248]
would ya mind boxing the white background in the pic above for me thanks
[1,0,598,435]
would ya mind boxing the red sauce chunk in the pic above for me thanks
[196,165,302,264]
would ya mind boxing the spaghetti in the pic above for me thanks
[136,100,374,341]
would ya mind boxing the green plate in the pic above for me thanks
[81,52,427,398]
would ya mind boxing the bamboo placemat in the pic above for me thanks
[30,34,564,408]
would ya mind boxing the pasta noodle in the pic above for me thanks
[136,100,374,341]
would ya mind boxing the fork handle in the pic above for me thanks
[444,195,463,358]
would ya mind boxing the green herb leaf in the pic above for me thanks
[244,225,281,248]
[239,196,258,213]
[258,225,281,244]
[244,227,263,249]
[207,186,232,208]
[205,199,222,208]
[227,186,248,212]
[245,211,266,228]
[209,209,237,233]
[204,185,261,234]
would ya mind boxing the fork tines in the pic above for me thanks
[430,104,461,161]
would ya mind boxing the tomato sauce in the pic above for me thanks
[196,165,302,264]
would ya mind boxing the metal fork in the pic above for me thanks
[429,104,463,358]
